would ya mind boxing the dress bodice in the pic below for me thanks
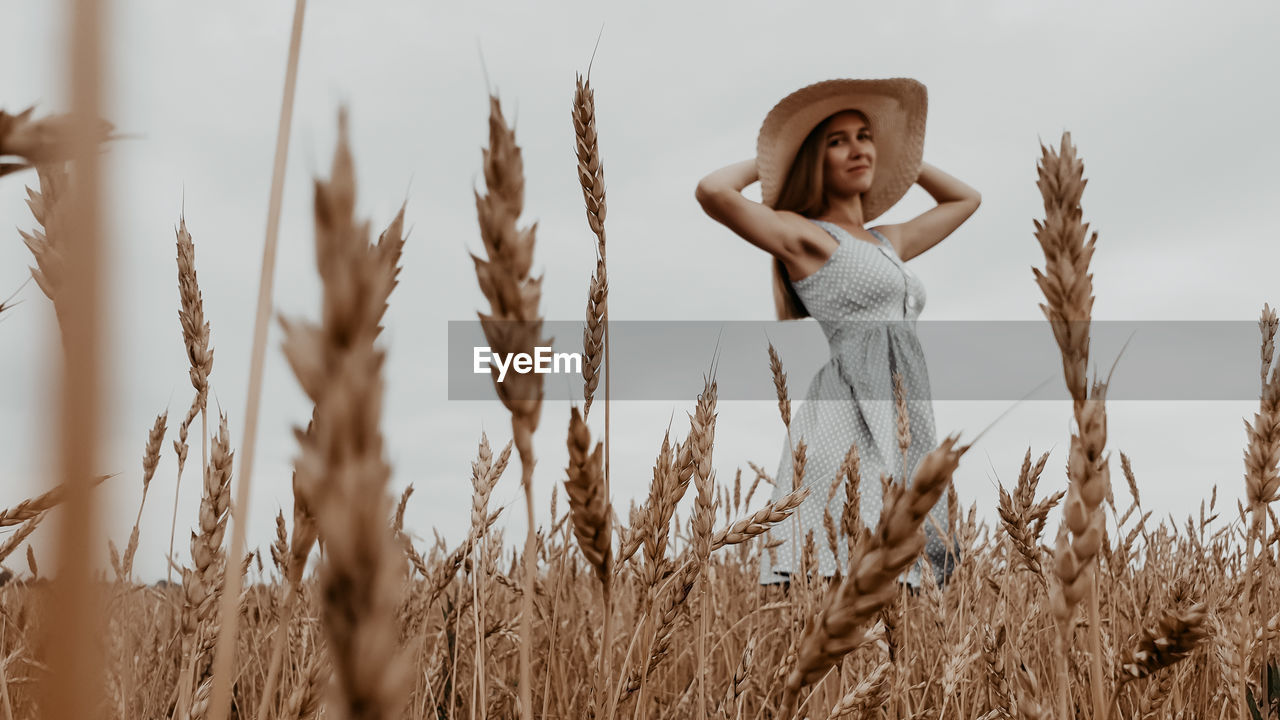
[791,219,927,326]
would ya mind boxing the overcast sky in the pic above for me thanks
[2,0,1277,582]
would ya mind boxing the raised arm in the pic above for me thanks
[873,162,981,262]
[697,158,759,195]
[696,159,809,262]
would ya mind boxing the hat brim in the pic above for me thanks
[756,78,927,223]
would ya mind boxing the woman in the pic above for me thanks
[695,78,980,591]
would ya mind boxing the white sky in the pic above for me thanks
[2,0,1277,582]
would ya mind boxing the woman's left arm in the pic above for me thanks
[874,162,980,262]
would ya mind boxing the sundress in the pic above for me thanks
[758,219,959,588]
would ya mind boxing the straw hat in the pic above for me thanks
[756,78,927,222]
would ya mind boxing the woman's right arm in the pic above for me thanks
[695,159,806,261]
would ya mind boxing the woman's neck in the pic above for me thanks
[814,202,865,229]
[815,196,866,229]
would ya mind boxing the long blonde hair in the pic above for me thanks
[770,109,870,320]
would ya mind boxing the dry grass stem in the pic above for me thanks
[205,4,306,718]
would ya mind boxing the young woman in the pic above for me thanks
[695,78,980,591]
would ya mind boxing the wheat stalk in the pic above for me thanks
[779,433,969,717]
[573,69,607,420]
[471,90,548,720]
[204,5,306,719]
[1241,303,1280,681]
[260,92,410,720]
[254,417,320,720]
[564,409,610,591]
[175,413,233,719]
[0,473,111,527]
[1106,601,1208,720]
[1011,659,1049,720]
[837,442,865,564]
[689,375,718,718]
[169,214,214,585]
[1117,601,1208,683]
[633,431,692,594]
[710,485,810,551]
[278,108,411,720]
[37,7,109,715]
[1032,131,1114,720]
[768,342,792,433]
[169,218,220,716]
[0,105,113,177]
[0,513,45,565]
[467,432,510,716]
[715,636,755,720]
[824,661,890,719]
[120,411,167,581]
[18,162,71,334]
[997,449,1051,587]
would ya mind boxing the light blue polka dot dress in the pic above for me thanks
[759,219,958,589]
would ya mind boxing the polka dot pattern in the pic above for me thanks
[759,220,960,589]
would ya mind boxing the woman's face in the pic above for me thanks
[820,111,875,201]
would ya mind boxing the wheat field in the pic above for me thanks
[2,4,1279,720]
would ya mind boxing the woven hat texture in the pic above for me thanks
[756,77,927,222]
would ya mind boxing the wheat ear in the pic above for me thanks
[572,68,619,710]
[279,108,412,720]
[169,215,214,585]
[711,484,810,551]
[0,473,111,527]
[256,161,399,720]
[0,512,45,564]
[997,449,1051,587]
[19,162,70,333]
[1241,303,1280,681]
[1105,601,1208,720]
[573,70,607,420]
[119,411,167,581]
[0,105,113,176]
[779,434,969,717]
[175,413,233,719]
[1032,131,1113,720]
[471,90,548,720]
[768,341,792,432]
[565,407,612,589]
[824,661,890,719]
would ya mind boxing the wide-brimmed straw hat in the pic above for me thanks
[756,77,927,222]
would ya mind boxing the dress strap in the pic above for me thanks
[868,229,899,258]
